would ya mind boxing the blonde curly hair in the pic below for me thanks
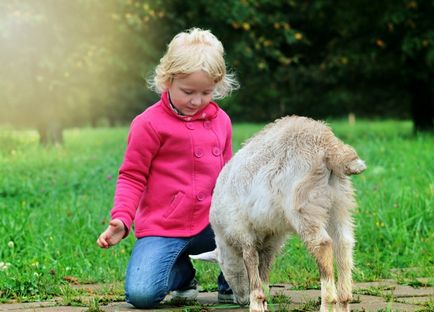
[149,28,239,99]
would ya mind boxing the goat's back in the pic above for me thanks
[210,116,365,238]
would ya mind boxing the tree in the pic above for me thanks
[0,1,111,143]
[321,0,433,132]
[384,0,434,132]
[159,0,433,131]
[1,0,432,139]
[0,0,164,144]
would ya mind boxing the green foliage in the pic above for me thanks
[1,1,433,136]
[155,0,433,123]
[0,0,162,135]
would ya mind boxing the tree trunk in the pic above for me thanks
[38,122,64,145]
[409,76,433,133]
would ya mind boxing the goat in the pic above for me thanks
[191,116,366,312]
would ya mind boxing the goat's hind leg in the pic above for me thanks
[333,232,353,312]
[329,214,355,311]
[243,245,267,312]
[302,228,338,312]
[291,163,338,311]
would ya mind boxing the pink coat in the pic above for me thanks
[111,92,232,238]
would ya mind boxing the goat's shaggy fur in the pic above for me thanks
[192,116,366,312]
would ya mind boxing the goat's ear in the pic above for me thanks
[189,249,219,263]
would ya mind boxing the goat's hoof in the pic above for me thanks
[249,296,268,312]
[249,299,267,312]
[320,303,337,312]
[249,289,267,311]
[235,296,249,306]
[337,301,350,312]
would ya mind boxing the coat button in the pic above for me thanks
[194,148,203,158]
[196,192,205,201]
[185,122,195,130]
[203,121,211,129]
[212,147,221,156]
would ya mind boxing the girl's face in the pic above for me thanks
[167,71,215,116]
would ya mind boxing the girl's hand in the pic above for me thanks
[97,219,126,248]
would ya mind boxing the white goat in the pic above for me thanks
[192,116,366,312]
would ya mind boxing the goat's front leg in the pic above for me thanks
[243,246,267,312]
[257,248,273,308]
[258,236,286,295]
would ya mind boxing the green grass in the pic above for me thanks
[0,120,433,302]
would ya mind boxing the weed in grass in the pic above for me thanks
[417,298,434,312]
[85,297,105,312]
[92,294,124,305]
[165,298,210,312]
[59,285,79,306]
[166,297,199,307]
[354,285,395,297]
[268,293,292,312]
[376,304,395,312]
[292,296,321,311]
[383,292,396,303]
[57,283,124,308]
[181,302,210,312]
[354,285,398,304]
[394,272,434,288]
[403,279,434,288]
[351,294,362,303]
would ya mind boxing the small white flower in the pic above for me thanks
[7,241,14,248]
[31,261,39,268]
[0,262,10,271]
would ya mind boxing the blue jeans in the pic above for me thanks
[125,225,229,308]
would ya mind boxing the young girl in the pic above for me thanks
[97,28,238,308]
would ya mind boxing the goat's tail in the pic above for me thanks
[326,143,367,176]
[345,158,367,175]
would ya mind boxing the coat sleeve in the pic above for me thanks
[111,116,160,236]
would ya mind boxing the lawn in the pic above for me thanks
[0,119,432,302]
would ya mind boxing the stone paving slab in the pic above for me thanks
[1,280,432,312]
[396,295,433,305]
[387,285,433,298]
[352,279,398,289]
[351,295,420,312]
[0,302,57,311]
[0,307,81,312]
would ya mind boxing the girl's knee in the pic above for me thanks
[126,285,166,308]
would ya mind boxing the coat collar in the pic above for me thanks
[160,91,219,121]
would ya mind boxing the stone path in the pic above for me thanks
[1,279,432,311]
